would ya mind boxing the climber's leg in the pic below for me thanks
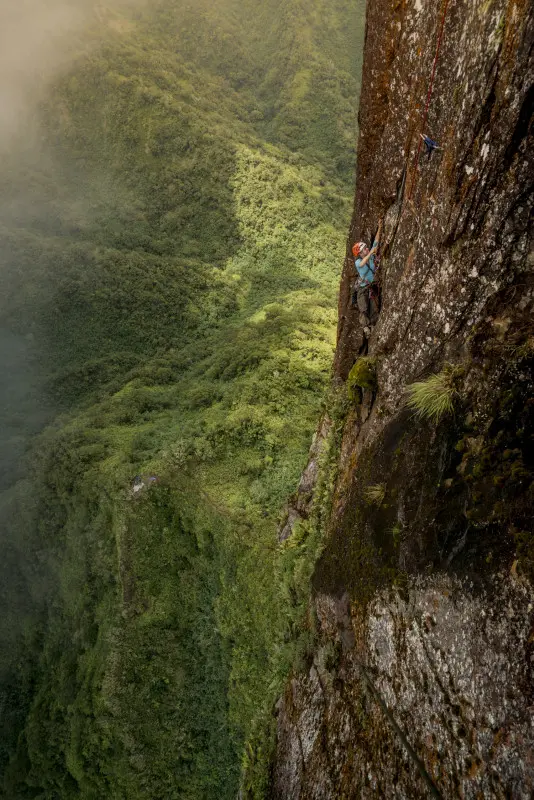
[369,292,380,325]
[356,286,370,326]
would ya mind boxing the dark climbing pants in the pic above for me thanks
[356,285,379,326]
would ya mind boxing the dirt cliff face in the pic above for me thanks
[272,0,533,796]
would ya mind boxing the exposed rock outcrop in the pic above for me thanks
[275,574,534,798]
[273,0,533,795]
[279,417,333,542]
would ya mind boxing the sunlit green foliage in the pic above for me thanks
[0,0,365,797]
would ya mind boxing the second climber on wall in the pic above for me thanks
[351,217,383,337]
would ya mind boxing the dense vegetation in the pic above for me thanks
[0,1,365,796]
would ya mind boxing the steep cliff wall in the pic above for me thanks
[273,0,533,796]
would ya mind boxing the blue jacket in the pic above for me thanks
[355,238,378,288]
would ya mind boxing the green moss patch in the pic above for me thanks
[347,357,377,401]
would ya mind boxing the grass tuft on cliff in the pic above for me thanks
[406,366,462,423]
[365,483,386,506]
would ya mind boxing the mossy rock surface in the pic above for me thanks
[347,357,376,400]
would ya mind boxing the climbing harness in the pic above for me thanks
[407,0,452,201]
[351,275,377,311]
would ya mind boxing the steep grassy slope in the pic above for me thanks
[0,1,365,797]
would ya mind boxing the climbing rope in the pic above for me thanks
[359,663,443,798]
[369,236,381,310]
[407,0,452,201]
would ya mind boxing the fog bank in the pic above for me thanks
[0,2,96,150]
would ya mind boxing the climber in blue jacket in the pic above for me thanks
[351,217,383,336]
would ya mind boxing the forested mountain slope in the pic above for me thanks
[0,1,365,797]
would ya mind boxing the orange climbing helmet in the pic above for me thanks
[352,241,367,258]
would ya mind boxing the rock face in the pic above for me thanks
[272,0,533,796]
[275,575,534,799]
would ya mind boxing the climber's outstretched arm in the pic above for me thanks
[358,249,376,269]
[374,217,384,246]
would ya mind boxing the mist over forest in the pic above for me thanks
[0,1,365,796]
